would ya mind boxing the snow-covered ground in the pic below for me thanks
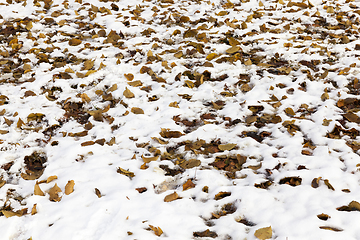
[1,0,360,239]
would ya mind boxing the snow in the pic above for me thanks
[0,0,360,239]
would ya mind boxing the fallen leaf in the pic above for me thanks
[117,167,135,179]
[48,183,62,202]
[95,188,102,198]
[164,192,180,202]
[317,213,330,221]
[123,87,135,98]
[254,226,272,240]
[34,182,45,196]
[183,179,195,191]
[149,225,163,236]
[179,159,201,169]
[160,129,183,138]
[142,155,159,163]
[65,180,75,195]
[69,38,82,46]
[193,229,218,238]
[31,204,37,215]
[46,175,58,183]
[218,143,237,151]
[131,107,144,114]
[319,226,342,232]
[214,191,231,200]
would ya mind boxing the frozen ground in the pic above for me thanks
[1,0,360,239]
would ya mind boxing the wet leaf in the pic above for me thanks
[81,141,95,146]
[135,187,147,193]
[82,59,94,70]
[254,226,272,240]
[117,167,135,179]
[31,204,37,215]
[48,183,62,202]
[164,192,180,202]
[65,180,75,195]
[337,201,360,211]
[226,46,241,54]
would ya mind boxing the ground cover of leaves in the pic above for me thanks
[1,0,360,239]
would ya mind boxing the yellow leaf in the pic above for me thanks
[46,175,57,183]
[206,53,218,61]
[244,59,252,65]
[85,70,97,77]
[65,180,75,195]
[25,21,33,30]
[254,226,272,239]
[123,87,135,98]
[108,84,117,92]
[185,80,195,88]
[34,182,45,196]
[48,183,62,202]
[218,143,237,151]
[226,46,241,54]
[82,59,94,70]
[142,155,159,163]
[149,225,163,236]
[169,101,179,108]
[31,204,37,215]
[80,93,91,103]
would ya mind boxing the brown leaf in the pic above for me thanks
[164,192,180,202]
[183,179,195,191]
[34,182,45,196]
[218,143,237,151]
[254,226,272,240]
[46,175,58,183]
[123,87,135,98]
[343,112,360,123]
[324,179,335,191]
[317,213,330,221]
[81,141,95,146]
[117,167,135,179]
[69,38,82,46]
[214,191,231,200]
[279,177,302,186]
[226,46,241,54]
[193,229,218,238]
[160,129,183,138]
[319,226,342,232]
[124,73,134,81]
[48,183,62,202]
[65,180,75,195]
[135,187,147,193]
[131,107,144,114]
[95,188,102,198]
[179,159,201,169]
[82,59,94,70]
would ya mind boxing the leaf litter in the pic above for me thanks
[0,0,360,239]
